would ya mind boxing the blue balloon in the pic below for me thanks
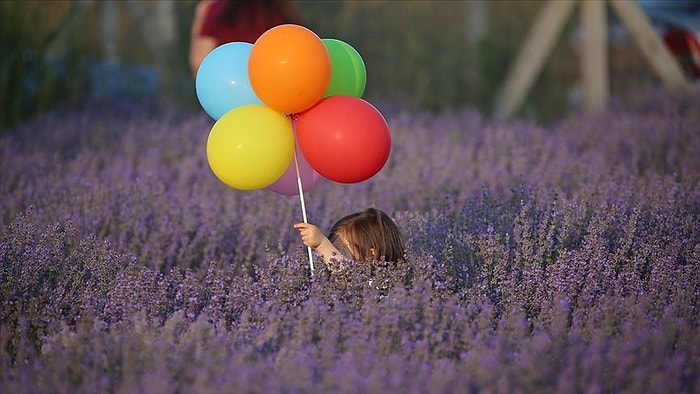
[196,42,263,120]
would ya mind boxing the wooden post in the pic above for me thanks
[466,0,488,103]
[493,0,694,121]
[609,0,693,93]
[100,1,119,64]
[493,0,577,120]
[581,0,609,113]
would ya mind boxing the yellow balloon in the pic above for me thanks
[206,105,294,190]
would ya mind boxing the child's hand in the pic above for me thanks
[294,222,346,267]
[294,223,325,248]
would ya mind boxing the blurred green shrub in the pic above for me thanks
[0,1,99,131]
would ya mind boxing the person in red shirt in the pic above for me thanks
[189,0,302,77]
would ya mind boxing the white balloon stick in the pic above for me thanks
[292,120,314,275]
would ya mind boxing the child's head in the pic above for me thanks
[328,207,405,262]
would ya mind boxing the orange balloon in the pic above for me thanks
[249,24,331,114]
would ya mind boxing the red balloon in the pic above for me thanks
[295,96,391,183]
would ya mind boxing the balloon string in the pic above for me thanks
[292,119,314,275]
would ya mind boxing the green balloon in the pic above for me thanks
[322,39,367,98]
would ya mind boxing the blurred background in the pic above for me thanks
[1,0,698,130]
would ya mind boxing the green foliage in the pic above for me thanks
[0,0,667,130]
[0,0,576,130]
[0,1,96,131]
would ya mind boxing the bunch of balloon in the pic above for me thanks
[195,24,392,274]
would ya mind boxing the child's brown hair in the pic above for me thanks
[328,207,405,262]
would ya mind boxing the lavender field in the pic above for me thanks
[2,93,699,393]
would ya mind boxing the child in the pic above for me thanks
[294,208,405,271]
